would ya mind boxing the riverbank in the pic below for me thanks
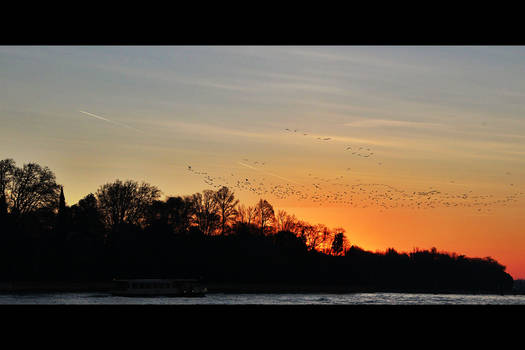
[1,281,524,295]
[0,281,113,293]
[0,281,374,294]
[205,283,525,295]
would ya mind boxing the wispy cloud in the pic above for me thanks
[79,110,143,133]
[151,119,403,149]
[153,120,274,141]
[344,118,442,129]
[284,47,435,73]
[174,76,347,96]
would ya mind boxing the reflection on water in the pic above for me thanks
[1,292,525,305]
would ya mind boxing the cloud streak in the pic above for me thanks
[344,118,442,129]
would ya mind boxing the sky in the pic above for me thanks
[1,46,525,278]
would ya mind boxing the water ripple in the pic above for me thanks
[1,292,525,305]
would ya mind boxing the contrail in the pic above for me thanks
[79,110,143,133]
[238,161,301,185]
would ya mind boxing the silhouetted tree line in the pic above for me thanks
[0,159,514,292]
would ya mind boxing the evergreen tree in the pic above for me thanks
[56,186,68,239]
[0,159,15,225]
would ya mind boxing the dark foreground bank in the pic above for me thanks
[0,159,516,296]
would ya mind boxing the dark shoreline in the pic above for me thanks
[1,281,524,296]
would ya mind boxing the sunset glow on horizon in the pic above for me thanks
[2,46,525,278]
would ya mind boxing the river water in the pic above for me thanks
[1,292,525,304]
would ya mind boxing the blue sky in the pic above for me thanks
[2,46,525,200]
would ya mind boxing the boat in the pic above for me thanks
[111,278,206,297]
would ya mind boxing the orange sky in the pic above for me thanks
[280,204,525,279]
[2,46,525,279]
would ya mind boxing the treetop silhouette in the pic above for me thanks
[0,158,515,293]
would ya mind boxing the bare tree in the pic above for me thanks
[294,222,333,253]
[302,222,322,252]
[319,224,335,254]
[236,204,257,225]
[6,161,61,218]
[213,186,239,235]
[275,209,297,233]
[166,195,195,234]
[95,179,161,232]
[275,209,287,232]
[236,204,248,224]
[191,190,220,235]
[255,199,275,235]
[145,195,195,234]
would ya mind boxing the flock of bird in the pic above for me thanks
[284,128,376,160]
[186,164,522,213]
[183,127,523,214]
